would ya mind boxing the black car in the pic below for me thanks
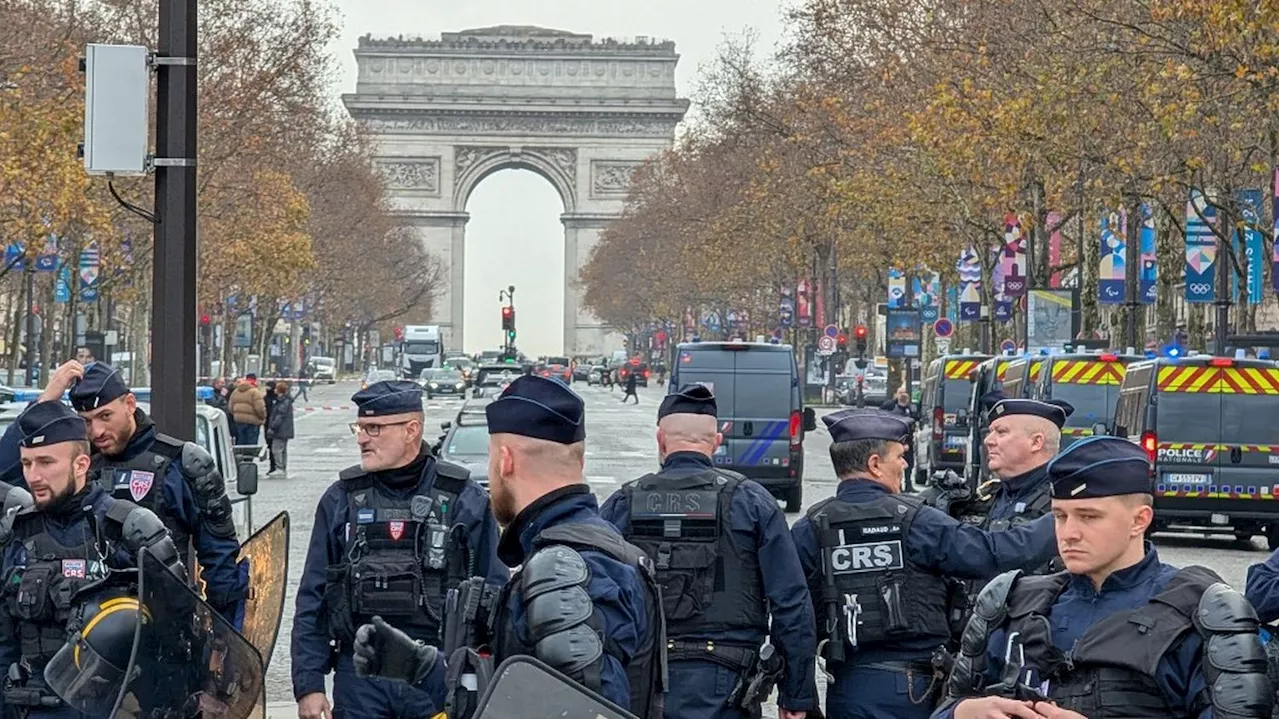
[471,364,522,398]
[420,368,467,398]
[435,399,493,488]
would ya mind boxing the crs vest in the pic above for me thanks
[968,566,1270,719]
[805,492,950,659]
[95,434,186,550]
[622,469,766,637]
[491,522,666,719]
[325,460,468,646]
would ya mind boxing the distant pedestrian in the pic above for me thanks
[295,363,311,402]
[621,369,639,404]
[230,374,266,447]
[267,381,294,478]
[264,384,279,473]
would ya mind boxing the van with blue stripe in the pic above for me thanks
[668,341,816,512]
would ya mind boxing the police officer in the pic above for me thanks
[937,436,1274,719]
[1247,550,1278,625]
[6,361,248,628]
[790,409,1059,719]
[0,401,185,718]
[291,380,505,719]
[357,376,665,717]
[599,384,818,719]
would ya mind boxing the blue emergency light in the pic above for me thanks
[1161,344,1183,359]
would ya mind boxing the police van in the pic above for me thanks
[914,353,991,485]
[668,341,815,512]
[1027,352,1141,450]
[999,356,1043,400]
[961,356,1015,487]
[1110,355,1279,549]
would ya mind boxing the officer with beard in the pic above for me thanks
[291,380,505,719]
[600,384,819,719]
[0,401,184,718]
[791,409,1059,719]
[0,361,249,630]
[350,376,666,719]
[936,437,1273,719]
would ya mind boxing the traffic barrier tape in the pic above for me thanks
[1051,360,1124,385]
[198,376,358,383]
[295,405,353,412]
[1156,366,1280,395]
[945,360,979,379]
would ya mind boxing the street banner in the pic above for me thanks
[991,248,1011,322]
[796,279,812,328]
[1185,189,1217,303]
[946,284,958,324]
[887,267,906,308]
[1139,204,1157,304]
[913,267,940,322]
[1099,209,1126,304]
[4,243,24,271]
[957,246,983,321]
[54,262,71,303]
[778,288,794,328]
[1238,189,1264,305]
[79,240,101,302]
[1000,213,1028,296]
[35,234,58,272]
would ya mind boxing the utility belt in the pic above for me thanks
[665,639,756,672]
[4,662,62,709]
[665,640,784,715]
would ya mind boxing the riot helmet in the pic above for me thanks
[44,594,148,713]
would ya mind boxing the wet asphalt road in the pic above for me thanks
[254,380,1273,713]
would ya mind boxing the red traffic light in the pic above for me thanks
[854,325,867,339]
[502,307,513,318]
[837,333,848,346]
[200,314,210,326]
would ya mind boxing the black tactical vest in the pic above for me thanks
[622,469,766,638]
[805,492,950,658]
[95,434,186,550]
[986,569,1213,718]
[325,460,468,646]
[4,508,119,673]
[491,522,666,719]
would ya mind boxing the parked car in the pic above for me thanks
[587,365,606,386]
[362,369,397,391]
[309,356,337,383]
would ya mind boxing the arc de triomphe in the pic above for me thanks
[342,26,689,355]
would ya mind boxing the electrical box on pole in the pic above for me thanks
[82,44,149,175]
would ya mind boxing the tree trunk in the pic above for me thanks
[38,275,54,379]
[1155,211,1181,342]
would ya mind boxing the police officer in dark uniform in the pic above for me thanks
[936,436,1274,719]
[355,376,666,718]
[1247,550,1278,625]
[291,380,505,719]
[600,384,818,718]
[0,401,185,718]
[13,361,248,630]
[790,409,1058,719]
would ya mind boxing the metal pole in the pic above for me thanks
[1213,220,1231,355]
[24,266,34,386]
[1124,194,1141,350]
[151,0,198,440]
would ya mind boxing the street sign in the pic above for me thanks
[818,335,836,354]
[936,337,952,354]
[823,324,839,339]
[1000,339,1017,353]
[933,318,954,338]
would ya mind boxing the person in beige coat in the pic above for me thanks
[229,373,267,446]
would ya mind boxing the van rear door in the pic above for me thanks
[673,347,737,464]
[729,349,796,473]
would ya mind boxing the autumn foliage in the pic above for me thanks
[581,0,1278,347]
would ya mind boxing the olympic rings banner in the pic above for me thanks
[1185,189,1217,304]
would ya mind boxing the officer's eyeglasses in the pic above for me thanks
[349,421,411,437]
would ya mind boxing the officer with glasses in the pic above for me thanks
[291,380,507,719]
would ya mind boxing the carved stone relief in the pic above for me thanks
[361,114,678,138]
[454,146,579,195]
[375,158,440,193]
[591,161,642,196]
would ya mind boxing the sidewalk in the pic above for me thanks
[266,702,294,718]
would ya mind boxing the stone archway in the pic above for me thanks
[343,25,689,355]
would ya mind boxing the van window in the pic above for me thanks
[942,379,970,412]
[1050,384,1121,428]
[734,372,793,417]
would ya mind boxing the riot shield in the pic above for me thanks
[238,511,290,668]
[474,656,637,719]
[112,547,266,719]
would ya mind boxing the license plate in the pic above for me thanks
[1164,473,1211,484]
[1211,513,1230,525]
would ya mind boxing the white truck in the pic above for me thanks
[400,325,443,379]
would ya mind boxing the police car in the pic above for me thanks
[1110,354,1279,549]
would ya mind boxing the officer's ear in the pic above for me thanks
[713,432,723,452]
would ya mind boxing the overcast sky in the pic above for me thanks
[329,1,789,356]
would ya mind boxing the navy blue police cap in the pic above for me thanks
[979,390,1006,411]
[486,375,585,444]
[822,409,913,445]
[657,384,717,423]
[68,362,130,412]
[988,398,1074,429]
[351,380,423,417]
[17,400,87,448]
[1047,436,1152,499]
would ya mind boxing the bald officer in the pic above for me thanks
[791,409,1059,719]
[601,384,818,718]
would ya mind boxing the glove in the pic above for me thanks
[353,615,440,686]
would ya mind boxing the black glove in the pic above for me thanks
[353,615,440,686]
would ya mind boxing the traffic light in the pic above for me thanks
[199,314,210,326]
[836,333,848,350]
[507,329,517,342]
[393,325,404,341]
[854,325,868,354]
[501,306,515,331]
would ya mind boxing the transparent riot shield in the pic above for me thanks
[238,511,290,669]
[474,656,637,719]
[110,547,266,719]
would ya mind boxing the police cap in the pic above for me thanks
[657,384,716,422]
[978,390,1006,411]
[68,362,130,412]
[17,400,88,448]
[822,409,912,445]
[486,375,585,444]
[351,380,423,417]
[1048,436,1152,499]
[988,398,1074,429]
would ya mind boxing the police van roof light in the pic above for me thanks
[1099,353,1119,361]
[1209,357,1234,367]
[1234,349,1247,360]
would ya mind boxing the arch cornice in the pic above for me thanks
[451,145,577,214]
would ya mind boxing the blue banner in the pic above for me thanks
[54,263,71,303]
[4,244,24,271]
[1098,210,1126,304]
[1139,204,1157,304]
[957,247,983,321]
[946,284,958,323]
[1185,190,1217,303]
[35,234,58,272]
[888,267,906,308]
[79,241,101,303]
[1238,189,1264,305]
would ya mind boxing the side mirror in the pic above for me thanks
[803,407,817,432]
[236,461,259,496]
[955,409,970,428]
[1090,422,1109,437]
[440,421,452,431]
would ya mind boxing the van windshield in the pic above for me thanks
[404,341,439,356]
[1050,384,1120,428]
[943,379,971,413]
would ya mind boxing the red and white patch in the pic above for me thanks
[388,520,405,541]
[62,559,86,578]
[129,471,154,501]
